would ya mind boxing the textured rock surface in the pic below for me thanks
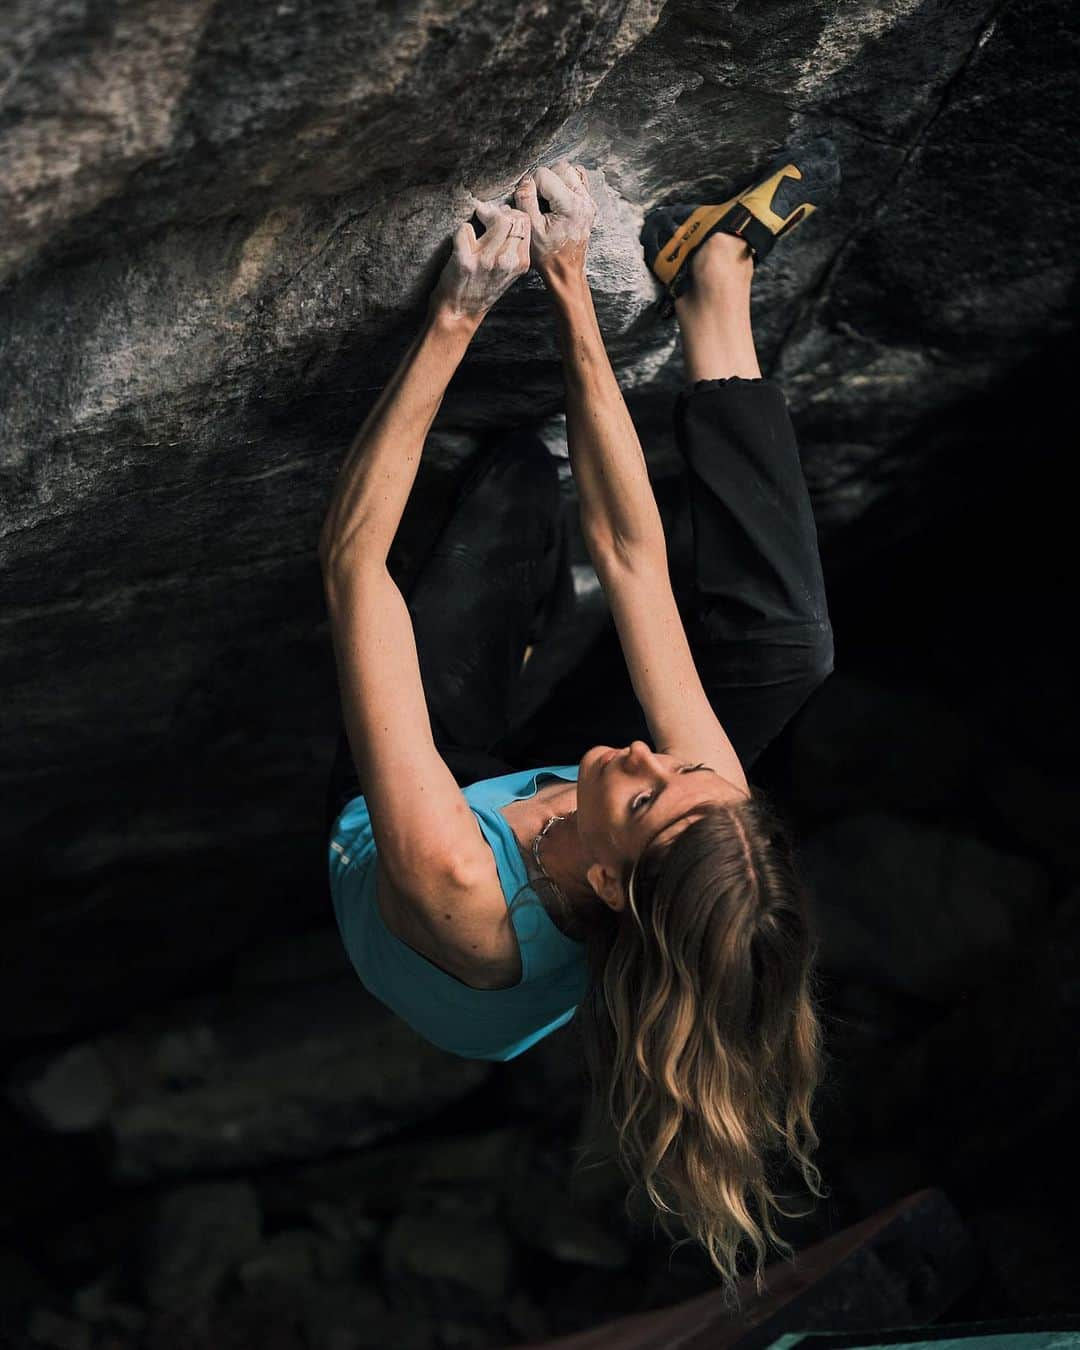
[2,5,1079,1335]
[3,0,1077,1042]
[10,971,491,1180]
[799,810,1050,1002]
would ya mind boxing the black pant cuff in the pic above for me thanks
[682,376,767,393]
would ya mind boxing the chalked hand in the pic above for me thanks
[431,199,532,321]
[514,160,596,281]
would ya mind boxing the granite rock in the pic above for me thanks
[1,0,1076,1053]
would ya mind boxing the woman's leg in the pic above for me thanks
[674,233,761,382]
[325,427,563,834]
[670,233,834,770]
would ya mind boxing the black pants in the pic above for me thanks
[326,377,833,836]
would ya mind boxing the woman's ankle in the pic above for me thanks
[674,302,760,381]
[690,230,754,281]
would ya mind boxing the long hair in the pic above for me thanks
[507,784,829,1309]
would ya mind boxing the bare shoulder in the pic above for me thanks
[374,853,523,990]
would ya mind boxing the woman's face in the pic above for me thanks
[576,740,749,906]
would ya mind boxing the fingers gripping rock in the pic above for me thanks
[515,159,596,279]
[434,197,531,319]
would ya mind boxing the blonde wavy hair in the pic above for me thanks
[509,784,830,1308]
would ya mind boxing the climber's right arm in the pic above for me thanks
[515,163,666,562]
[546,264,667,565]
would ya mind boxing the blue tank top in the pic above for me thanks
[328,764,588,1061]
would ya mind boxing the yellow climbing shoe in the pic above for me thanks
[641,135,841,318]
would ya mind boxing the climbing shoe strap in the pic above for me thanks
[651,167,819,286]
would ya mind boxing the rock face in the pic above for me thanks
[4,0,1075,1042]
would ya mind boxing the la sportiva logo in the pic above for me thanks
[664,218,700,262]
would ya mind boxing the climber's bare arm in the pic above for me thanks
[514,163,666,562]
[319,195,532,570]
[322,560,494,904]
[516,163,746,788]
[319,196,533,898]
[546,268,667,561]
[545,291,745,784]
[319,307,474,568]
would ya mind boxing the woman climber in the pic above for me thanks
[319,140,840,1302]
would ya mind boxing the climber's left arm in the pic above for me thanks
[318,301,480,569]
[317,199,533,902]
[319,197,531,567]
